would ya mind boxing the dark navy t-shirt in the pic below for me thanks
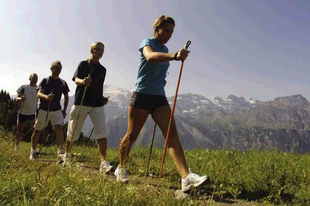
[73,60,106,107]
[38,77,70,111]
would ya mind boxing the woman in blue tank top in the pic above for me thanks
[115,15,208,192]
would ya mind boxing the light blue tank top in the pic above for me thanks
[135,38,169,96]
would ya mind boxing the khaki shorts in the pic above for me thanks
[66,105,107,142]
[34,109,64,130]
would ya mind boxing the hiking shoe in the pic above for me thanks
[29,151,38,161]
[99,161,113,174]
[181,172,209,192]
[57,148,65,160]
[114,165,129,183]
[63,153,72,165]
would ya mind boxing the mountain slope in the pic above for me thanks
[66,85,310,153]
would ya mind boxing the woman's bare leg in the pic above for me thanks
[119,106,150,167]
[152,105,189,178]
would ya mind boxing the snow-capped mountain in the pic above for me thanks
[169,93,259,115]
[67,85,261,121]
[65,85,310,153]
[65,84,132,135]
[103,85,132,109]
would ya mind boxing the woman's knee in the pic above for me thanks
[167,131,181,146]
[163,124,178,138]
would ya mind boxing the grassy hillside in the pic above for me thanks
[1,130,310,205]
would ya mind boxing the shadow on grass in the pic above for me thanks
[190,185,294,204]
[136,178,294,205]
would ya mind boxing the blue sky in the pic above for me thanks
[0,0,309,101]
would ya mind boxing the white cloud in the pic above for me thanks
[0,65,27,95]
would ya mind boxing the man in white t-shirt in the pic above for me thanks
[14,73,38,151]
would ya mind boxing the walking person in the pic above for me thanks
[29,61,69,160]
[115,15,208,192]
[63,42,113,174]
[14,73,38,151]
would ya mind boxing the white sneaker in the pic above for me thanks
[29,151,38,161]
[57,148,65,160]
[99,161,113,174]
[63,153,72,165]
[114,165,129,183]
[181,172,209,192]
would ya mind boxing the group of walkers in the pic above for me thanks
[12,15,208,192]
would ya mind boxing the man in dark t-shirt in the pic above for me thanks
[29,60,70,160]
[63,42,112,174]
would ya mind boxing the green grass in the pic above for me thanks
[1,130,310,205]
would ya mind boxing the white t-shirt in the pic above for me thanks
[16,85,38,115]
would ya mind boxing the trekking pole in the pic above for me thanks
[68,73,92,162]
[146,122,156,177]
[87,128,94,144]
[76,127,94,162]
[157,41,191,187]
[71,73,91,143]
[13,88,26,148]
[14,127,33,147]
[38,90,53,154]
[43,133,52,154]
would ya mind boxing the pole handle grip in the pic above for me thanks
[84,72,92,87]
[184,41,191,50]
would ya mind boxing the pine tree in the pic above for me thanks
[0,104,4,124]
[0,89,18,131]
[0,89,4,102]
[5,110,16,130]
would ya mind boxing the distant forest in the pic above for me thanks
[0,90,18,131]
[0,89,91,145]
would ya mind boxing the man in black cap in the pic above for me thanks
[29,60,69,160]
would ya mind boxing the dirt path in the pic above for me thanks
[35,158,265,205]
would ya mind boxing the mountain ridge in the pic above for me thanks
[65,85,310,153]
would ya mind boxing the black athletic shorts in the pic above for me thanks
[129,92,169,112]
[18,114,35,124]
